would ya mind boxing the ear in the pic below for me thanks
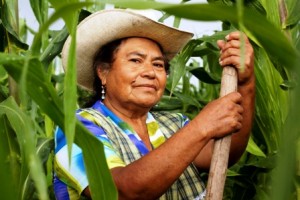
[96,66,109,85]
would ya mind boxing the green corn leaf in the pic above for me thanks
[246,153,277,169]
[226,169,240,177]
[63,13,78,163]
[110,1,299,68]
[279,80,297,90]
[271,106,299,200]
[32,3,88,165]
[254,47,288,152]
[0,54,63,121]
[2,0,19,39]
[0,97,49,200]
[283,0,300,28]
[190,67,220,84]
[169,40,201,94]
[0,114,19,200]
[45,114,55,138]
[3,1,298,199]
[29,0,47,25]
[21,137,54,200]
[40,28,69,66]
[236,0,246,72]
[171,90,202,108]
[0,65,8,101]
[192,45,215,57]
[154,95,183,111]
[47,1,93,33]
[201,30,233,43]
[31,2,93,54]
[0,53,117,199]
[0,1,28,51]
[40,9,91,67]
[161,3,299,70]
[246,136,266,158]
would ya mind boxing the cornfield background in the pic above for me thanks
[0,0,299,199]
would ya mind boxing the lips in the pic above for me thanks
[135,84,157,90]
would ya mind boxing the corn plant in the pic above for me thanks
[0,0,299,200]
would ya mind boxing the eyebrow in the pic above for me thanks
[127,51,165,61]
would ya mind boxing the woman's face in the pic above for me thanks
[100,37,167,110]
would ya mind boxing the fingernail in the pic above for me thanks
[225,35,230,41]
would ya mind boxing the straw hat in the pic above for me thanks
[61,9,193,91]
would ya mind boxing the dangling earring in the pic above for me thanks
[101,85,106,100]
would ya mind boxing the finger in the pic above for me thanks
[222,40,241,51]
[234,113,243,124]
[220,36,253,60]
[219,55,241,68]
[237,105,244,114]
[220,50,253,67]
[230,104,243,121]
[225,33,252,55]
[235,121,242,132]
[229,118,242,133]
[217,40,226,50]
[226,31,249,42]
[225,92,242,104]
[219,55,252,70]
[222,39,253,54]
[220,48,240,60]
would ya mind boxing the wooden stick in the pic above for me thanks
[206,66,238,200]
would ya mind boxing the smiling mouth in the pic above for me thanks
[135,84,157,90]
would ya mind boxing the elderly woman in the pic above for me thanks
[54,9,255,200]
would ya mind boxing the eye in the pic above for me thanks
[153,62,165,69]
[129,58,141,63]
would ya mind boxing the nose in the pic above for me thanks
[141,62,156,78]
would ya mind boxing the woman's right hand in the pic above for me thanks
[195,91,244,140]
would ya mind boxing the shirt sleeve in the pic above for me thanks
[54,127,89,194]
[54,112,126,194]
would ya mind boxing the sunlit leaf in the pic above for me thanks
[171,90,202,108]
[0,97,49,200]
[21,137,54,199]
[1,0,299,199]
[63,14,78,163]
[40,9,91,67]
[0,114,19,200]
[227,169,240,177]
[0,53,117,199]
[109,1,299,67]
[284,0,300,27]
[0,1,28,51]
[29,0,47,25]
[279,80,297,90]
[154,95,183,111]
[169,40,201,94]
[246,136,266,158]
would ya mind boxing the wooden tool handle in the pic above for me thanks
[205,66,238,200]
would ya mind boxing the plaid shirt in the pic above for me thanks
[54,101,206,199]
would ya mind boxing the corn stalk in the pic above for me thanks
[0,0,299,200]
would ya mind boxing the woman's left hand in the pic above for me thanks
[217,31,255,86]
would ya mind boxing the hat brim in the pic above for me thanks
[62,9,194,91]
